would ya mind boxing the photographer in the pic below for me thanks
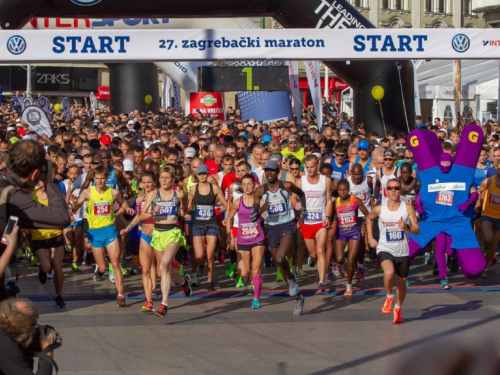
[0,225,19,278]
[0,298,55,375]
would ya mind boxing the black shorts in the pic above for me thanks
[265,221,296,250]
[32,235,65,252]
[377,251,410,278]
[238,241,265,251]
[129,240,139,256]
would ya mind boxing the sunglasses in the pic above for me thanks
[384,158,394,161]
[386,186,401,191]
[405,157,414,160]
[335,153,346,157]
[290,168,300,171]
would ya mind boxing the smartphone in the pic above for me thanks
[2,216,19,245]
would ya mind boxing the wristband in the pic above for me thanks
[126,224,134,231]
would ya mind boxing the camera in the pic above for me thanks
[23,324,62,356]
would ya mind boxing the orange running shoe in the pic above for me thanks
[393,307,403,324]
[382,297,393,314]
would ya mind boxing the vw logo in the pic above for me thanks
[452,34,470,53]
[70,0,102,5]
[7,35,26,55]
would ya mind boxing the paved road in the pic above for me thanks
[10,256,500,375]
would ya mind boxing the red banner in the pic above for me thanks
[189,92,225,121]
[96,86,110,100]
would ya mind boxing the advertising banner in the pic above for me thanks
[36,95,50,118]
[288,61,301,123]
[173,82,181,112]
[189,92,225,121]
[90,91,96,117]
[238,91,293,124]
[304,60,323,128]
[21,96,33,111]
[1,29,500,62]
[162,73,172,110]
[22,105,52,137]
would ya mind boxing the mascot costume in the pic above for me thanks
[407,125,486,280]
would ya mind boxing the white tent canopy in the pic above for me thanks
[417,59,499,124]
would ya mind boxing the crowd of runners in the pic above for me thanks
[0,99,497,324]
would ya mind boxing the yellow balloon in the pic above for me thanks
[54,103,61,111]
[371,85,385,101]
[144,95,153,105]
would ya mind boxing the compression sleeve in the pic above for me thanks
[251,203,260,222]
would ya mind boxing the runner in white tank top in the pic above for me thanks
[376,151,399,205]
[295,155,333,294]
[366,178,419,325]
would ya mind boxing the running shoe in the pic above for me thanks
[30,255,38,267]
[423,253,432,265]
[236,275,245,288]
[47,273,54,281]
[449,257,459,273]
[482,271,488,278]
[308,256,316,268]
[293,295,305,316]
[344,284,353,296]
[247,284,254,295]
[264,252,272,268]
[316,283,326,295]
[332,263,340,277]
[120,265,128,276]
[393,307,403,324]
[178,265,185,277]
[218,248,226,264]
[117,295,126,307]
[155,304,168,317]
[207,282,216,292]
[38,270,47,284]
[191,273,200,286]
[55,295,66,308]
[405,279,410,287]
[71,262,79,272]
[181,276,192,297]
[324,272,330,282]
[287,257,294,273]
[121,257,127,268]
[130,266,138,276]
[93,265,103,281]
[151,290,158,301]
[108,263,115,284]
[288,273,299,297]
[440,277,450,290]
[226,262,236,278]
[251,299,260,309]
[276,268,284,283]
[296,269,307,279]
[355,268,364,282]
[65,245,72,253]
[364,253,372,263]
[488,256,497,267]
[142,301,154,313]
[382,296,394,314]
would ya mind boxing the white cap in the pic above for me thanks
[123,159,134,172]
[113,132,119,138]
[340,132,347,136]
[15,119,21,125]
[127,120,134,125]
[7,127,16,132]
[184,147,196,158]
[92,120,99,124]
[201,121,209,127]
[248,120,255,126]
[312,152,322,158]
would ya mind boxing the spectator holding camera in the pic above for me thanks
[0,298,55,375]
[0,225,19,279]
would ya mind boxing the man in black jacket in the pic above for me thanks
[0,298,55,375]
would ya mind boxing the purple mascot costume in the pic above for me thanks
[407,125,486,280]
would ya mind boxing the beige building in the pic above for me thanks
[473,0,500,27]
[348,0,486,28]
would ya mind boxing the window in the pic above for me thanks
[426,0,447,13]
[463,0,474,15]
[381,0,389,9]
[444,105,453,125]
[350,0,368,7]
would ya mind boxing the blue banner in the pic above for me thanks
[238,91,293,124]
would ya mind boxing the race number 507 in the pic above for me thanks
[159,40,176,50]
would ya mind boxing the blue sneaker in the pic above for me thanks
[440,277,450,290]
[308,256,316,268]
[251,299,260,309]
[405,279,410,287]
[293,295,305,316]
[288,274,299,297]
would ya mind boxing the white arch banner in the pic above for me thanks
[1,28,499,62]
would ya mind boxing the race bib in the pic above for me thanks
[305,209,323,223]
[401,195,415,206]
[267,200,286,215]
[338,212,356,227]
[436,190,454,206]
[240,222,259,239]
[386,228,405,242]
[355,192,367,201]
[331,171,342,181]
[157,202,177,217]
[196,205,214,220]
[93,201,111,217]
[489,193,500,205]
